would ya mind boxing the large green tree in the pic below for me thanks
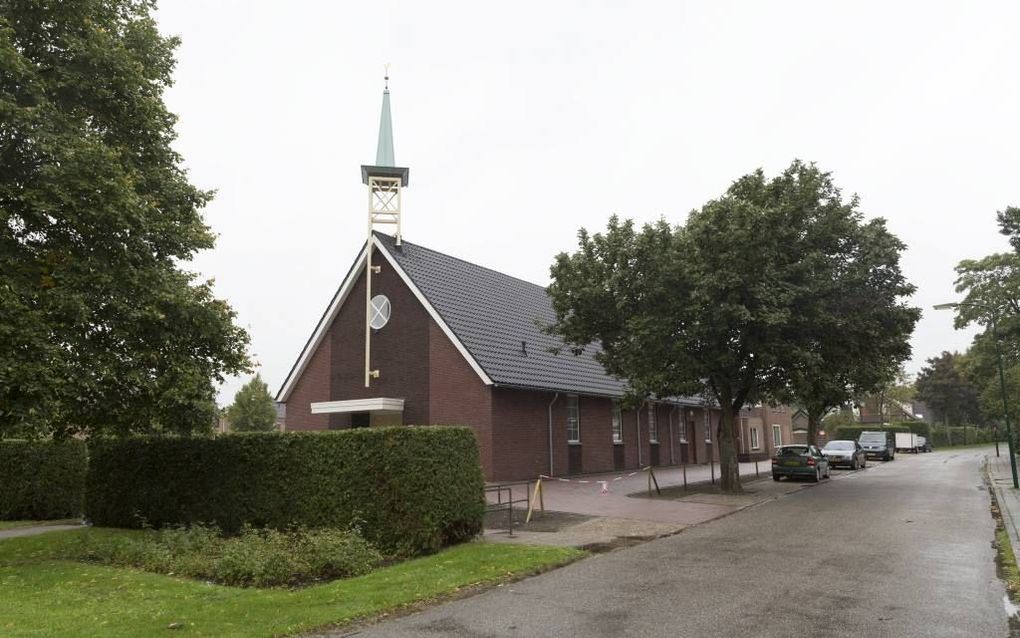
[225,375,277,432]
[547,161,917,491]
[785,218,919,444]
[949,206,1020,433]
[0,0,250,438]
[915,352,981,428]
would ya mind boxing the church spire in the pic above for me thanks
[361,68,409,388]
[375,68,395,167]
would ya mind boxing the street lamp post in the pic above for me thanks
[934,302,1018,489]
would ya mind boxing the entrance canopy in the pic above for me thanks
[310,398,404,415]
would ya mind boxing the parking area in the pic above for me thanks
[484,458,897,548]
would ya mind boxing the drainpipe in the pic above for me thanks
[636,401,646,466]
[669,404,678,465]
[547,393,559,477]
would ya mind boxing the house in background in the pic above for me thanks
[858,395,920,424]
[736,404,794,461]
[275,81,743,481]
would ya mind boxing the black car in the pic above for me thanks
[858,431,895,461]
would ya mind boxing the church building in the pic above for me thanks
[276,80,782,481]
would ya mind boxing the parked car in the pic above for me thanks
[821,440,867,469]
[772,444,831,482]
[858,431,895,461]
[918,435,932,452]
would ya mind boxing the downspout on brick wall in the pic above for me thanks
[636,401,646,466]
[669,404,678,465]
[547,393,559,476]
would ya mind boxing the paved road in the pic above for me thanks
[352,449,1012,638]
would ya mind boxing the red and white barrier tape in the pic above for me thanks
[538,466,650,484]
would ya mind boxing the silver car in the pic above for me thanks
[821,440,867,470]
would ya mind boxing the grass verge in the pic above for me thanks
[989,483,1020,602]
[0,519,79,531]
[0,528,583,637]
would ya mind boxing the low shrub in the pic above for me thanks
[86,428,485,556]
[0,440,87,520]
[929,425,997,447]
[72,524,382,588]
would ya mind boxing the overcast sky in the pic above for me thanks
[154,1,1020,404]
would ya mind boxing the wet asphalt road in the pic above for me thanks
[351,448,1010,638]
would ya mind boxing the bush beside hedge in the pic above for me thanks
[0,440,87,520]
[85,427,485,556]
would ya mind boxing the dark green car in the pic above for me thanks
[772,444,831,482]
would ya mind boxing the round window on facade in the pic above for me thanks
[369,294,391,330]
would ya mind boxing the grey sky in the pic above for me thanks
[154,1,1020,404]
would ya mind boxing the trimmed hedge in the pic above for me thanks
[833,423,997,447]
[0,440,87,520]
[86,427,485,556]
[929,426,997,447]
[831,425,911,442]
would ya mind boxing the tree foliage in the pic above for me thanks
[784,213,919,444]
[547,161,917,491]
[0,0,250,437]
[226,375,277,432]
[915,352,981,426]
[949,205,1020,432]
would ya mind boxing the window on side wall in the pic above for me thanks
[567,395,580,443]
[611,401,623,444]
[740,417,749,453]
[751,426,760,451]
[772,424,782,447]
[648,404,658,443]
[680,416,689,443]
[706,416,713,443]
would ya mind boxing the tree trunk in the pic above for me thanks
[718,400,742,493]
[807,412,819,447]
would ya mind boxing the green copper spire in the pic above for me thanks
[361,70,408,187]
[375,75,395,167]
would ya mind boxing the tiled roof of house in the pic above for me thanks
[375,232,626,397]
[375,232,703,405]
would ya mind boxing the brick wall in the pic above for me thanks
[429,320,493,478]
[328,257,431,426]
[281,328,332,431]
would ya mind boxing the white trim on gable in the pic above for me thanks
[371,234,493,386]
[276,237,492,403]
[276,243,368,402]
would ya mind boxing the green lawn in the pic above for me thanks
[0,529,582,637]
[0,519,79,531]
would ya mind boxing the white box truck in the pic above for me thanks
[895,432,920,453]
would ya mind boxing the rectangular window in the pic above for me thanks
[751,426,760,450]
[740,417,749,453]
[681,419,690,443]
[772,424,782,447]
[567,395,580,443]
[611,401,623,443]
[648,404,658,443]
[706,417,713,443]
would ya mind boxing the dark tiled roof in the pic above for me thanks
[375,232,630,397]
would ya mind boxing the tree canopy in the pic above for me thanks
[0,0,250,438]
[915,352,981,427]
[547,161,918,491]
[946,205,1020,431]
[225,375,277,432]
